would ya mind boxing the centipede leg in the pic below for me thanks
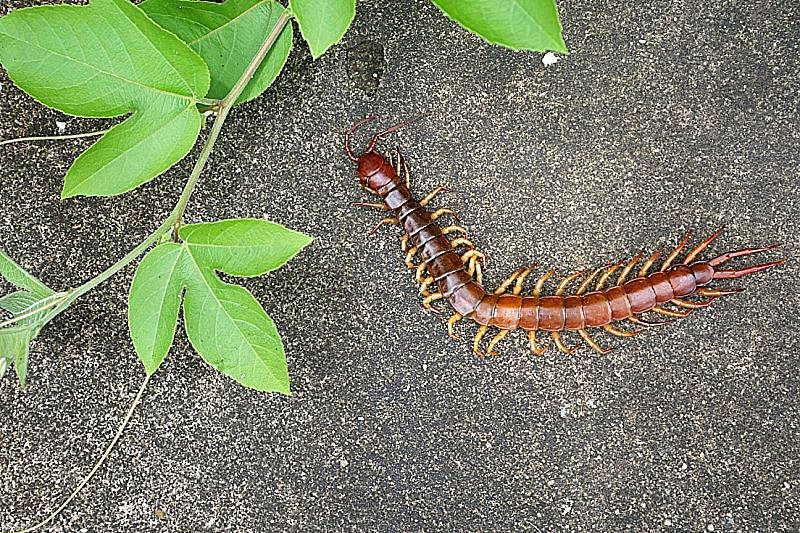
[639,247,663,276]
[603,324,640,337]
[404,248,418,268]
[713,260,785,279]
[430,208,460,222]
[652,306,691,318]
[450,237,475,250]
[400,234,409,252]
[629,315,672,327]
[447,313,463,340]
[578,329,611,355]
[485,330,510,356]
[660,232,692,271]
[419,186,451,207]
[415,262,429,283]
[422,292,443,312]
[551,331,578,354]
[353,201,389,211]
[441,225,470,238]
[528,331,549,356]
[473,325,489,355]
[683,226,724,264]
[368,217,400,236]
[419,276,435,296]
[696,287,743,297]
[671,297,713,309]
[617,252,644,285]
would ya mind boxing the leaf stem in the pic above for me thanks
[13,374,151,533]
[34,10,291,329]
[0,130,108,147]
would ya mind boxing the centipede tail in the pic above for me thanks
[346,118,785,357]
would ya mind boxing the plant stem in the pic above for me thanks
[0,130,108,147]
[14,374,152,533]
[35,11,291,329]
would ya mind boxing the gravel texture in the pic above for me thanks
[1,0,798,531]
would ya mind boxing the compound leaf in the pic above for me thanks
[128,243,184,375]
[141,0,293,104]
[290,0,355,59]
[0,291,40,316]
[180,218,312,277]
[0,249,53,298]
[0,327,33,388]
[127,219,309,393]
[431,0,567,53]
[182,263,289,395]
[0,0,210,197]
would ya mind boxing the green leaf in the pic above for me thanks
[0,327,33,388]
[141,0,293,104]
[182,262,289,394]
[128,243,184,375]
[0,0,210,197]
[0,291,40,316]
[0,250,53,298]
[180,218,313,277]
[290,0,355,59]
[431,0,567,53]
[128,219,310,393]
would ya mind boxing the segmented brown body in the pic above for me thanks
[345,117,784,355]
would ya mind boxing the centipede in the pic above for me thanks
[345,116,785,356]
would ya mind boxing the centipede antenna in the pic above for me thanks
[713,259,785,279]
[365,115,426,153]
[344,115,381,161]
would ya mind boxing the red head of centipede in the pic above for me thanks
[344,115,422,191]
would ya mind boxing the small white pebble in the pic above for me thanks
[587,398,598,408]
[559,404,570,418]
[339,457,348,468]
[638,39,647,44]
[56,120,67,132]
[707,525,715,532]
[547,479,555,487]
[542,52,558,67]
[422,363,428,371]
[664,519,672,526]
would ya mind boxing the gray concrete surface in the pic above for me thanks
[1,0,798,531]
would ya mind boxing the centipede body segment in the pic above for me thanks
[345,117,785,356]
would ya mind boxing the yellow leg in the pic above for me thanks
[528,330,549,355]
[555,271,584,296]
[552,331,577,354]
[652,306,691,318]
[595,260,624,290]
[368,217,400,236]
[405,248,418,268]
[430,208,459,222]
[638,247,663,276]
[512,267,533,295]
[422,292,443,311]
[671,297,713,309]
[660,232,692,272]
[441,225,469,238]
[616,252,644,285]
[400,234,409,252]
[353,201,389,211]
[419,186,449,207]
[447,313,463,339]
[450,237,475,250]
[472,325,489,355]
[578,329,611,354]
[485,330,509,356]
[496,267,527,295]
[603,323,640,337]
[466,257,483,285]
[576,266,604,295]
[419,275,437,296]
[415,262,428,282]
[533,269,555,296]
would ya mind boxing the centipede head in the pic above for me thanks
[345,115,423,191]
